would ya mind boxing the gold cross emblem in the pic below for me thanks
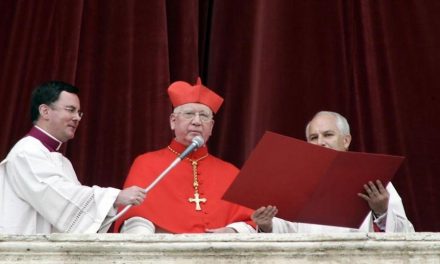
[189,193,207,211]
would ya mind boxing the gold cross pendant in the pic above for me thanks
[188,193,207,211]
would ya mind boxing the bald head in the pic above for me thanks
[305,111,351,151]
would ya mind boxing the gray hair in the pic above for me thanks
[305,111,350,138]
[172,105,185,114]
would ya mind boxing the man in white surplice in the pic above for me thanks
[252,111,415,233]
[0,81,146,234]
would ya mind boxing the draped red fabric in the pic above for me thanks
[1,0,439,231]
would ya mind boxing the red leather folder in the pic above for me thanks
[222,131,404,228]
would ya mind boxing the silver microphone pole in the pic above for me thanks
[98,136,204,232]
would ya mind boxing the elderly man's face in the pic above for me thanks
[170,103,214,146]
[306,113,351,151]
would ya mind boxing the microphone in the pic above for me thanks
[179,136,205,160]
[98,135,205,232]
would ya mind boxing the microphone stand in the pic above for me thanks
[98,136,204,232]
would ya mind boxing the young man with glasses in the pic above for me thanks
[0,81,146,234]
[114,78,255,234]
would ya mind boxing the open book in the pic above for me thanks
[222,131,404,228]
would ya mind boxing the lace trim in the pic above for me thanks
[66,193,94,232]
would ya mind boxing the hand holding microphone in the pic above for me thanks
[115,186,147,207]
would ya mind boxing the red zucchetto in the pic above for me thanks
[167,77,224,113]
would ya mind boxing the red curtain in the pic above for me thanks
[1,0,439,231]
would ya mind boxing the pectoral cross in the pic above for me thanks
[189,193,207,211]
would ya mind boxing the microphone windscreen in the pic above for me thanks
[192,136,204,147]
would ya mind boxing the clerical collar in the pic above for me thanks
[27,126,63,152]
[169,139,208,160]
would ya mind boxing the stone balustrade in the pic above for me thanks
[1,233,440,263]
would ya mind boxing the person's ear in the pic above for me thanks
[39,104,50,120]
[343,134,352,150]
[169,113,176,130]
[207,119,214,136]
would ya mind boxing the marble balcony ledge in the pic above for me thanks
[1,232,440,263]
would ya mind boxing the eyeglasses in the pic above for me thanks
[64,106,84,118]
[175,111,213,122]
[50,105,84,118]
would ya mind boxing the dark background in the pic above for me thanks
[1,0,439,231]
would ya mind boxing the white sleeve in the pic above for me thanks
[271,217,298,233]
[383,183,415,232]
[226,222,257,233]
[372,211,387,231]
[96,206,120,233]
[120,217,156,234]
[6,147,119,233]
